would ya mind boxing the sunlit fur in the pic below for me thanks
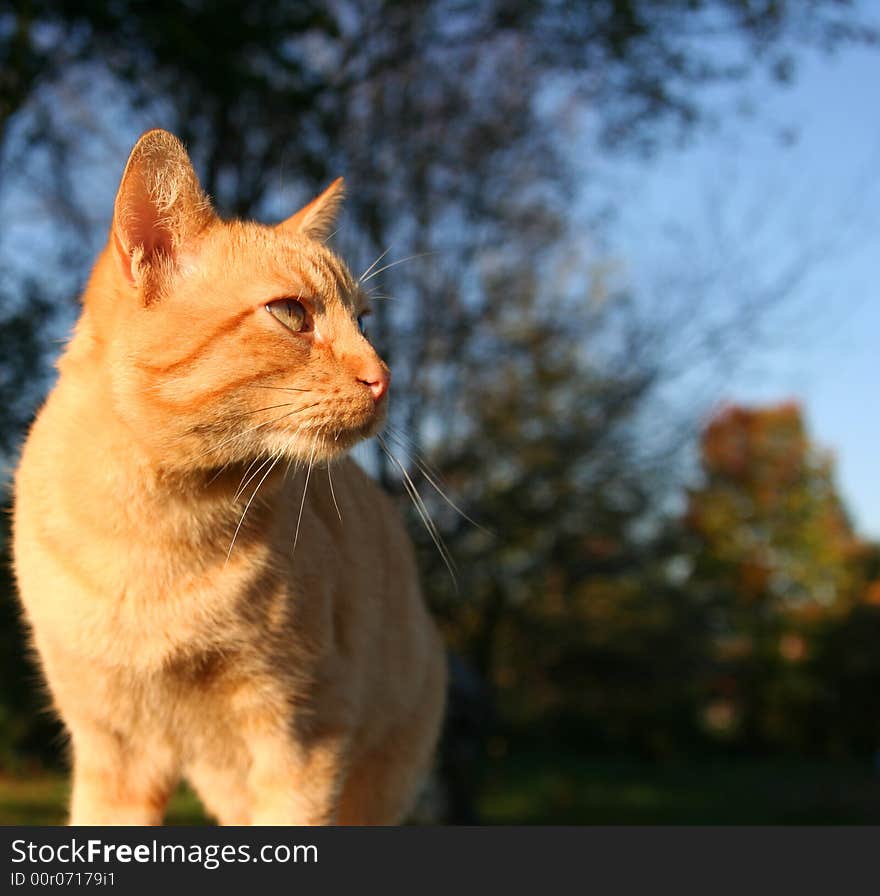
[12,130,446,825]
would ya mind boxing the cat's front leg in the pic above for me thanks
[246,730,347,826]
[68,722,178,826]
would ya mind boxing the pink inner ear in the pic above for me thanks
[113,171,174,284]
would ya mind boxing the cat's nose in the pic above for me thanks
[357,368,390,402]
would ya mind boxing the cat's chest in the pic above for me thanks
[15,424,334,671]
[25,511,291,670]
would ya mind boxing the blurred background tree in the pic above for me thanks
[684,403,872,753]
[1,1,879,821]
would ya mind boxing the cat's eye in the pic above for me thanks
[266,298,309,333]
[357,314,368,336]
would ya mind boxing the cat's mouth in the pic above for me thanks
[323,407,388,454]
[283,399,387,461]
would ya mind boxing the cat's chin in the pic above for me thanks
[273,416,386,464]
[318,419,385,458]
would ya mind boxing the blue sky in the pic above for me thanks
[604,41,880,536]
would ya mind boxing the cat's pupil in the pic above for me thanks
[266,298,306,333]
[284,300,304,329]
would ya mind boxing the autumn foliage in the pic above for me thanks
[687,402,861,610]
[684,402,880,752]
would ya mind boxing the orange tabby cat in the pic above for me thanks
[12,129,446,825]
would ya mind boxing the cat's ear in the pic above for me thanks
[276,177,345,242]
[111,129,214,291]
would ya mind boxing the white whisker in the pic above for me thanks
[233,453,275,503]
[190,402,321,463]
[358,246,392,283]
[225,401,299,424]
[243,384,312,394]
[224,451,282,567]
[377,434,457,588]
[327,458,342,523]
[385,427,488,533]
[361,252,433,283]
[293,439,317,553]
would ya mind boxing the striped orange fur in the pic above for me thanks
[12,129,446,825]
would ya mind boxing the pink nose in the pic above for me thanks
[358,370,390,402]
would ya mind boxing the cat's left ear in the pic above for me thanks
[111,129,215,293]
[276,177,345,242]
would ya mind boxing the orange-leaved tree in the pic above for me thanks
[685,402,865,750]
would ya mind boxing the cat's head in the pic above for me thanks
[87,129,388,470]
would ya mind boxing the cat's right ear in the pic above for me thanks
[111,129,215,295]
[276,177,345,242]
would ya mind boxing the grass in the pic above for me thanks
[478,750,880,824]
[0,773,208,826]
[2,752,879,824]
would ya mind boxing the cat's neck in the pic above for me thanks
[47,360,290,513]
